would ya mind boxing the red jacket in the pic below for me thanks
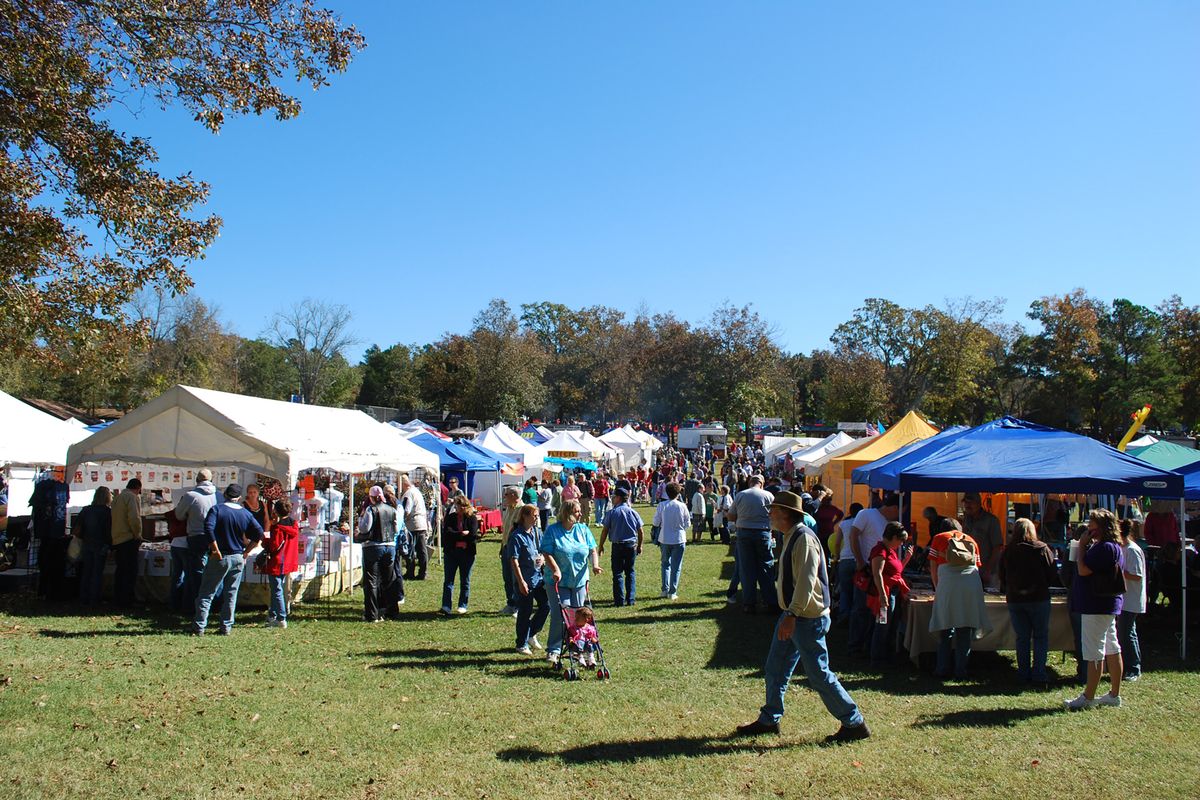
[265,521,300,576]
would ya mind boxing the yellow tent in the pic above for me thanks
[819,411,958,546]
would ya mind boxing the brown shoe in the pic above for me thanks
[735,719,781,736]
[823,722,871,745]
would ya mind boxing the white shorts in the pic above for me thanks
[1081,614,1121,662]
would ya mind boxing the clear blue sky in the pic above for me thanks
[116,2,1200,358]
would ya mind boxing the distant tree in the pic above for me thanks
[1025,290,1103,431]
[415,335,478,415]
[1158,295,1200,432]
[702,303,786,434]
[468,299,547,422]
[268,298,358,405]
[358,344,421,410]
[234,339,296,401]
[1,1,365,364]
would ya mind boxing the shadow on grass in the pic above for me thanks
[497,734,803,764]
[366,646,537,672]
[911,707,1061,728]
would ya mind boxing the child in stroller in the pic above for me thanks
[561,605,610,680]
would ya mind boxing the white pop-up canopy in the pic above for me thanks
[477,422,542,468]
[623,425,663,452]
[599,427,647,469]
[66,385,439,486]
[792,432,857,468]
[764,435,822,461]
[0,389,92,467]
[534,431,598,461]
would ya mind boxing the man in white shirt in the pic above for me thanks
[652,482,690,600]
[400,474,430,580]
[1119,523,1147,680]
[847,494,900,654]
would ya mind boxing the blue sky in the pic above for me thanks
[114,2,1200,357]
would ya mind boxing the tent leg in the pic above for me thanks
[348,474,355,601]
[1182,498,1188,661]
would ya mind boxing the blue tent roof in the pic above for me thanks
[455,439,504,470]
[890,417,1183,497]
[851,426,970,489]
[409,433,497,472]
[518,424,549,445]
[1177,458,1200,500]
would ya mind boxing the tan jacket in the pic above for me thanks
[110,490,142,546]
[775,522,830,619]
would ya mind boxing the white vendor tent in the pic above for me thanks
[534,431,598,462]
[1127,434,1159,449]
[574,430,621,468]
[764,435,821,462]
[599,427,649,470]
[623,425,663,456]
[66,385,439,487]
[476,422,543,469]
[791,432,858,470]
[0,389,92,468]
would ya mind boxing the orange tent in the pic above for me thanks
[818,411,959,546]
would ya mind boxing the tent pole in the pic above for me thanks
[348,473,355,600]
[1181,497,1188,660]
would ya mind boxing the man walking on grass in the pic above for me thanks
[735,491,869,744]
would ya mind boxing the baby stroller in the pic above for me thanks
[555,583,611,681]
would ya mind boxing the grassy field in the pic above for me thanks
[2,502,1197,800]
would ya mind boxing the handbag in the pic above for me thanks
[253,550,269,573]
[67,536,83,563]
[852,562,877,595]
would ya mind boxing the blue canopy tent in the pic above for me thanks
[889,416,1189,656]
[409,433,498,499]
[1178,459,1200,501]
[518,424,550,445]
[851,426,970,489]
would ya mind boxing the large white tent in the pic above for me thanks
[534,431,598,462]
[791,432,858,470]
[574,430,620,468]
[623,425,663,453]
[476,422,543,469]
[599,427,648,470]
[1,389,92,468]
[764,435,822,462]
[66,385,439,486]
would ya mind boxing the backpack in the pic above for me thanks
[944,534,977,567]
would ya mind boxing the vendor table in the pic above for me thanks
[477,509,503,534]
[902,590,1075,663]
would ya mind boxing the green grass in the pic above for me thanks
[1,502,1197,799]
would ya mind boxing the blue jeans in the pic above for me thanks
[660,543,685,595]
[611,542,637,605]
[1118,611,1141,677]
[1008,600,1051,681]
[268,574,287,621]
[737,530,775,608]
[169,546,188,612]
[184,535,210,610]
[441,547,475,610]
[759,613,863,727]
[936,627,975,677]
[869,590,898,662]
[78,542,109,606]
[594,497,610,525]
[193,554,245,633]
[501,553,516,606]
[836,559,857,619]
[515,582,550,648]
[546,582,588,655]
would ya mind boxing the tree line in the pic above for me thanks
[4,289,1197,441]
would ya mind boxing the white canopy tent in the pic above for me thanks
[764,435,821,462]
[533,431,599,464]
[66,385,439,486]
[599,427,649,470]
[574,430,621,469]
[476,422,544,470]
[1,389,92,468]
[1127,434,1159,449]
[792,432,858,470]
[623,425,663,456]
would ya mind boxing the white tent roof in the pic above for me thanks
[764,435,821,461]
[477,422,542,467]
[533,431,597,460]
[623,425,663,451]
[576,430,619,463]
[0,389,92,467]
[535,425,554,439]
[798,432,861,469]
[599,427,645,448]
[1127,434,1159,449]
[599,428,645,467]
[65,385,439,485]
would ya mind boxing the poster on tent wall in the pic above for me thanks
[69,463,247,495]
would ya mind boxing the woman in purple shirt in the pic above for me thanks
[1064,509,1126,710]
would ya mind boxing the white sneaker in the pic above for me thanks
[1063,693,1096,711]
[397,598,406,605]
[515,645,533,656]
[529,636,543,650]
[548,652,560,666]
[726,596,738,605]
[669,593,678,600]
[457,605,468,614]
[274,619,288,629]
[1094,693,1122,707]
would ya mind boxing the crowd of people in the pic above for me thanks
[7,433,1198,742]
